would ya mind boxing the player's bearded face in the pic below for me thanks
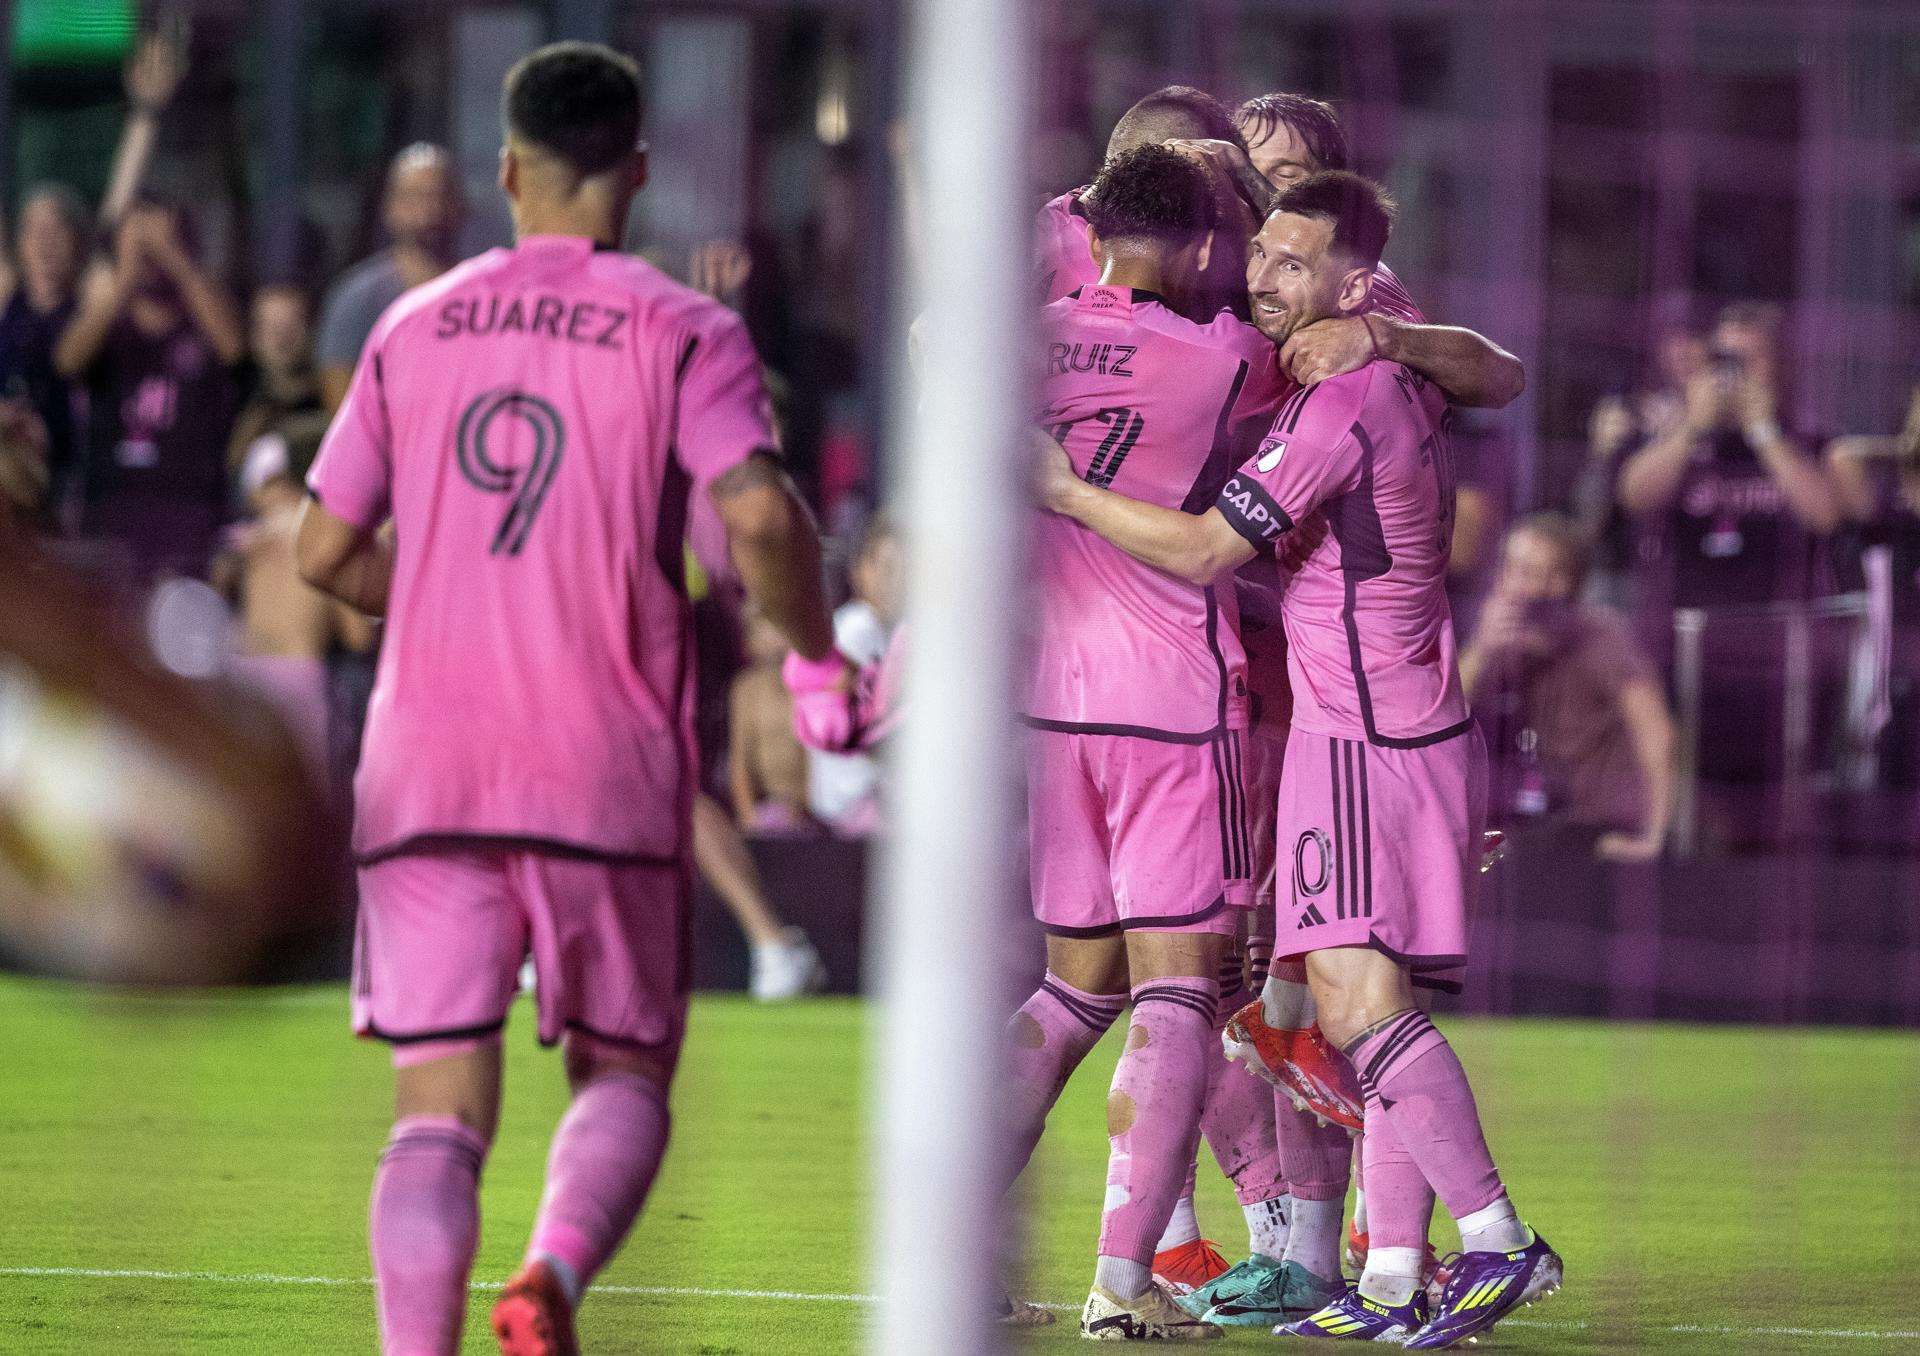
[1245,212,1346,345]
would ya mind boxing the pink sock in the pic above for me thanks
[1274,1091,1351,1202]
[1098,976,1219,1266]
[1004,974,1126,1187]
[1357,1093,1434,1252]
[1202,1049,1286,1207]
[527,1072,670,1297]
[370,1115,486,1356]
[1348,1010,1505,1225]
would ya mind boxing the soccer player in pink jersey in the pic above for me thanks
[1007,144,1289,1341]
[1034,86,1246,306]
[294,44,837,1356]
[1037,171,1560,1349]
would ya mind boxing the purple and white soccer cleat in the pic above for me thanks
[1404,1231,1562,1350]
[1275,1285,1429,1342]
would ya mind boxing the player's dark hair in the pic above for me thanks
[1269,170,1394,269]
[1084,144,1221,245]
[1235,92,1348,172]
[502,41,642,178]
[1107,85,1245,157]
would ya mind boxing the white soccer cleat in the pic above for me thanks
[1081,1283,1223,1341]
[750,927,827,1001]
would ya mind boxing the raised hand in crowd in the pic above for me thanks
[690,241,753,309]
[101,22,191,227]
[1587,394,1636,463]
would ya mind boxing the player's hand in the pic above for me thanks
[1031,429,1081,513]
[1681,370,1725,433]
[1729,371,1778,432]
[1588,396,1635,459]
[1595,829,1662,863]
[689,241,752,306]
[1279,316,1375,387]
[1164,137,1269,214]
[126,26,188,112]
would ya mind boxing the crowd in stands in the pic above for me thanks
[1482,299,1918,854]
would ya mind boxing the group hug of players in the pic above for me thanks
[289,37,1562,1354]
[1000,84,1563,1344]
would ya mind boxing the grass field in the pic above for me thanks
[1,977,1916,1353]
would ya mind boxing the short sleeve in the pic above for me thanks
[306,331,392,529]
[1366,263,1426,325]
[1214,373,1369,554]
[674,308,779,493]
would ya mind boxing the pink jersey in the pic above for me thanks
[1028,285,1287,737]
[1234,276,1426,726]
[1214,360,1470,747]
[308,234,777,860]
[1035,190,1101,304]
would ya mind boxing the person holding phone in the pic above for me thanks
[1615,301,1839,610]
[1460,515,1677,861]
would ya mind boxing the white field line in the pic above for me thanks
[2,1267,1917,1343]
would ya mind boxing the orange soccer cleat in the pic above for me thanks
[1221,1001,1363,1132]
[491,1259,580,1356]
[1152,1237,1232,1295]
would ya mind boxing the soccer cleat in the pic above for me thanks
[1404,1231,1562,1350]
[491,1260,580,1356]
[997,1293,1056,1327]
[1344,1220,1368,1275]
[1222,1003,1364,1132]
[1082,1283,1223,1341]
[1173,1254,1281,1319]
[1152,1236,1230,1295]
[1202,1259,1342,1327]
[749,927,827,1001]
[1277,1284,1429,1342]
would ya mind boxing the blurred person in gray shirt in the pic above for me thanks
[315,143,464,410]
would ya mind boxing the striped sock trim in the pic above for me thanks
[1039,976,1128,1034]
[1356,1010,1439,1089]
[1131,982,1220,1026]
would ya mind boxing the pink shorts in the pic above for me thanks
[1027,727,1252,937]
[1242,724,1288,919]
[352,845,690,1066]
[1275,726,1487,992]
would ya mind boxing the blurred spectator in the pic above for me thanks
[1828,385,1920,791]
[228,284,328,475]
[729,606,817,836]
[1462,514,1677,861]
[316,143,464,410]
[1616,302,1839,610]
[807,515,902,835]
[0,398,51,526]
[55,199,244,581]
[1575,322,1709,605]
[0,31,186,523]
[211,441,360,775]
